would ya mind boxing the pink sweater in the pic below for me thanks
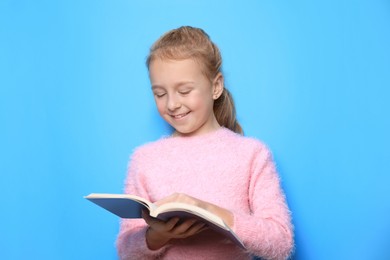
[117,127,294,260]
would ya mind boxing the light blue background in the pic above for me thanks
[1,1,389,259]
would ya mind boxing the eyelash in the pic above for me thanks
[179,90,191,95]
[155,93,166,98]
[154,90,191,98]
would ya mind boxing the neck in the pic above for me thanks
[173,120,221,138]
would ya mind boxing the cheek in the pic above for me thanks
[155,99,168,116]
[189,91,209,106]
[191,93,214,110]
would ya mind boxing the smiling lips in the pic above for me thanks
[170,111,190,119]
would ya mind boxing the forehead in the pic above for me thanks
[149,58,206,84]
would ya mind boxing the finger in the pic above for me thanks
[165,217,180,230]
[141,209,149,219]
[185,222,207,236]
[141,209,152,223]
[171,219,198,235]
[197,225,209,233]
[142,210,161,226]
[171,221,207,239]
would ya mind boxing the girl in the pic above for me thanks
[117,26,294,260]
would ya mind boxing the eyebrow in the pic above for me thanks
[151,81,195,90]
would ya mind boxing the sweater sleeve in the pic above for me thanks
[116,150,171,260]
[232,144,294,260]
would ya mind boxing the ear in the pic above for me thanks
[212,72,224,100]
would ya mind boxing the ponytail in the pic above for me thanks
[213,88,243,135]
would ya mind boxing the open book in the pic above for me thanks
[85,193,245,249]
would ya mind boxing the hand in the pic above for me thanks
[142,210,206,250]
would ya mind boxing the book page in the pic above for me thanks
[153,202,226,229]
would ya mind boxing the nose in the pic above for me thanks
[167,94,181,111]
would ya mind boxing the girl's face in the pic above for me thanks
[149,58,223,137]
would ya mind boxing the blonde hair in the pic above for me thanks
[146,26,243,135]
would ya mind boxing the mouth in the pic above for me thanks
[170,111,190,119]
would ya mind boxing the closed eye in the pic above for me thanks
[179,90,191,95]
[154,92,166,98]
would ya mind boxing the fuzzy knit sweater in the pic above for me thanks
[116,127,294,260]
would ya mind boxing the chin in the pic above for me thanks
[173,127,197,136]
